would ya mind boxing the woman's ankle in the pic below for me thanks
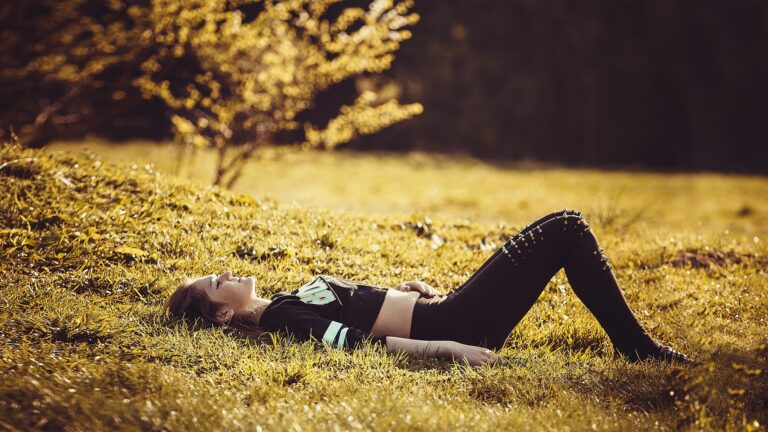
[611,336,661,361]
[613,342,700,366]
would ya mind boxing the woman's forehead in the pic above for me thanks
[189,274,213,288]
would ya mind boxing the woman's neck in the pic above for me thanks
[244,297,272,325]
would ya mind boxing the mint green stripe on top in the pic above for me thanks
[322,321,343,346]
[336,327,349,350]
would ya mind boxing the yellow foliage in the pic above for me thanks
[305,93,423,149]
[131,0,420,157]
[1,1,152,83]
[1,0,421,186]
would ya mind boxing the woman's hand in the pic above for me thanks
[446,341,501,366]
[395,280,442,298]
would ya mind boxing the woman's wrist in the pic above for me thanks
[432,340,457,357]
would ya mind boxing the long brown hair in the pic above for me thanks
[164,280,265,339]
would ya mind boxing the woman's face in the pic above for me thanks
[188,271,257,313]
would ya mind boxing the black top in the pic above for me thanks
[259,275,389,350]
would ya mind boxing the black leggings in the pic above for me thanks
[411,209,656,354]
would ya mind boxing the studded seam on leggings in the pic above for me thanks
[500,209,613,272]
[449,209,587,298]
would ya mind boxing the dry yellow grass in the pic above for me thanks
[1,140,766,431]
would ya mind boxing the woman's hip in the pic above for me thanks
[410,295,508,348]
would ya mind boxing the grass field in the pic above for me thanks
[2,141,767,431]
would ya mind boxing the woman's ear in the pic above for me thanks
[215,308,234,324]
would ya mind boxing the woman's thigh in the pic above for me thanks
[451,209,582,294]
[442,213,578,349]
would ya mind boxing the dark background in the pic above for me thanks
[352,0,767,173]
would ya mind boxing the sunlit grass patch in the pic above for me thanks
[1,141,767,430]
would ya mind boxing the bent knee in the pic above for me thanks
[558,211,592,236]
[560,208,585,219]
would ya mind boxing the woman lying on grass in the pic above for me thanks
[165,209,699,367]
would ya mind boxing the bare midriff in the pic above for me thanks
[370,289,448,338]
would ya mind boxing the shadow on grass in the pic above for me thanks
[576,342,768,429]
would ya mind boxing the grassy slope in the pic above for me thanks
[49,140,768,233]
[1,142,767,431]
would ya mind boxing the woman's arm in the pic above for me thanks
[384,336,500,366]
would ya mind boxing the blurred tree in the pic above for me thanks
[0,0,422,187]
[135,0,422,187]
[0,1,156,148]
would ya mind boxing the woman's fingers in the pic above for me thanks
[410,281,426,292]
[396,281,443,298]
[399,281,427,295]
[478,354,500,366]
[397,283,417,292]
[453,344,501,366]
[473,349,499,366]
[413,281,438,297]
